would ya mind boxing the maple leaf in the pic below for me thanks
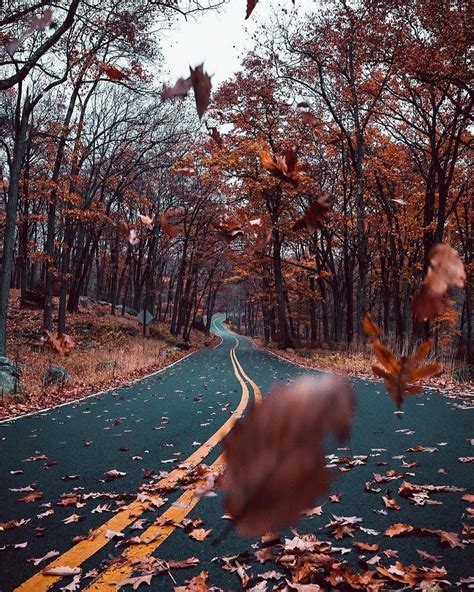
[220,374,355,536]
[412,243,466,321]
[363,314,442,407]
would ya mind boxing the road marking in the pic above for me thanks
[80,340,260,590]
[14,331,250,592]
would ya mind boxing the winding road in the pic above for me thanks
[0,316,472,591]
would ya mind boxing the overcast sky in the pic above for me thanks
[159,0,317,87]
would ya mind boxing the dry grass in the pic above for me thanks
[1,291,217,418]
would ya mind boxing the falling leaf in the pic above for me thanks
[190,64,212,119]
[45,331,76,356]
[220,374,355,535]
[160,207,183,238]
[5,9,53,54]
[293,196,331,232]
[245,0,259,19]
[412,243,466,321]
[128,228,140,246]
[97,63,129,81]
[363,314,442,407]
[208,126,223,148]
[259,146,303,186]
[213,219,244,242]
[138,213,154,228]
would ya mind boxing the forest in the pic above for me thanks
[1,0,471,365]
[0,2,473,591]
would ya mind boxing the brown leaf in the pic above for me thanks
[19,491,43,503]
[162,77,193,100]
[174,570,209,591]
[384,523,414,537]
[160,208,183,238]
[188,528,212,541]
[220,374,355,536]
[42,566,81,577]
[97,63,129,81]
[259,147,303,186]
[45,331,76,356]
[245,0,259,19]
[413,243,466,321]
[138,213,154,229]
[190,64,212,119]
[292,196,331,232]
[353,541,379,552]
[116,574,153,590]
[363,314,441,407]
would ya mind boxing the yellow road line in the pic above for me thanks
[81,344,256,590]
[83,455,226,591]
[231,348,262,404]
[15,341,249,592]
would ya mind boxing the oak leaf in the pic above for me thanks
[259,147,303,186]
[363,314,442,407]
[160,208,183,238]
[220,374,355,536]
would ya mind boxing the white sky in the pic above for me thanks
[159,0,317,86]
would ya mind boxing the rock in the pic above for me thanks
[176,341,191,351]
[44,366,71,386]
[0,357,20,395]
[124,307,138,316]
[82,340,97,349]
[79,297,92,308]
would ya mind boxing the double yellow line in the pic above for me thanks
[16,338,261,591]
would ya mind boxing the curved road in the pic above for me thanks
[0,316,472,590]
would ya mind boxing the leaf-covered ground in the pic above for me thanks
[0,318,472,591]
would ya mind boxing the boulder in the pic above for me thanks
[0,357,19,394]
[44,366,71,386]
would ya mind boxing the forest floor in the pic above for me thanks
[250,337,474,405]
[1,290,218,419]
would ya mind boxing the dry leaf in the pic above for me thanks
[115,574,153,590]
[384,523,414,537]
[138,213,154,228]
[190,64,212,119]
[220,374,355,536]
[363,314,442,407]
[293,196,331,232]
[160,208,183,238]
[162,77,193,100]
[259,147,303,186]
[45,331,76,356]
[246,0,259,19]
[174,570,209,591]
[42,566,82,577]
[412,243,466,321]
[97,63,129,81]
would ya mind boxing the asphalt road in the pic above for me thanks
[0,316,472,591]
